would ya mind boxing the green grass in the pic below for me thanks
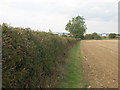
[59,41,89,88]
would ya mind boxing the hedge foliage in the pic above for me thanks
[2,24,77,88]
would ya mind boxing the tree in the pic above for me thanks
[118,34,120,36]
[109,33,116,38]
[91,32,97,39]
[85,32,101,40]
[94,35,101,40]
[85,34,92,40]
[91,32,101,40]
[65,16,87,39]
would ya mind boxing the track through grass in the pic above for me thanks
[59,41,88,88]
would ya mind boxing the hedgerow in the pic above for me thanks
[2,24,77,88]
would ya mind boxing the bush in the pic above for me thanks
[84,34,92,40]
[2,24,77,88]
[85,33,101,40]
[61,34,67,37]
[94,35,101,40]
[109,33,116,38]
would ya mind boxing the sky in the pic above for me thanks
[0,0,119,34]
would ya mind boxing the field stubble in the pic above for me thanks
[81,40,118,88]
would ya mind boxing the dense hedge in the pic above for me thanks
[2,24,77,88]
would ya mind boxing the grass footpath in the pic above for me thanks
[59,41,89,88]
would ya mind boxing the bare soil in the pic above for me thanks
[81,40,118,88]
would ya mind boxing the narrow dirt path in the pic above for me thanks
[81,40,118,88]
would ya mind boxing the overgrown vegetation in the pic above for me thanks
[85,32,119,40]
[85,32,101,40]
[109,33,116,38]
[59,42,88,88]
[2,23,77,88]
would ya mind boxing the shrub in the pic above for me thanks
[85,33,101,40]
[2,24,77,88]
[109,33,116,38]
[84,34,92,40]
[94,35,101,40]
[61,34,67,37]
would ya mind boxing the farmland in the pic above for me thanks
[81,40,118,88]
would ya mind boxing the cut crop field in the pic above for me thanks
[81,40,118,88]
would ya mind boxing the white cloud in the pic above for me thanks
[0,0,119,33]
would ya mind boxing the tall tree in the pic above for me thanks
[65,16,87,39]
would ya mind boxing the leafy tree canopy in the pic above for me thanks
[65,16,87,39]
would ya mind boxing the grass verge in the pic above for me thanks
[59,41,89,88]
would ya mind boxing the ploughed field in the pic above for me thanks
[81,40,118,88]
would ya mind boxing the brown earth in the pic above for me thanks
[81,40,118,88]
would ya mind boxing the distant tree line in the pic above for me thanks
[61,32,119,40]
[84,33,118,40]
